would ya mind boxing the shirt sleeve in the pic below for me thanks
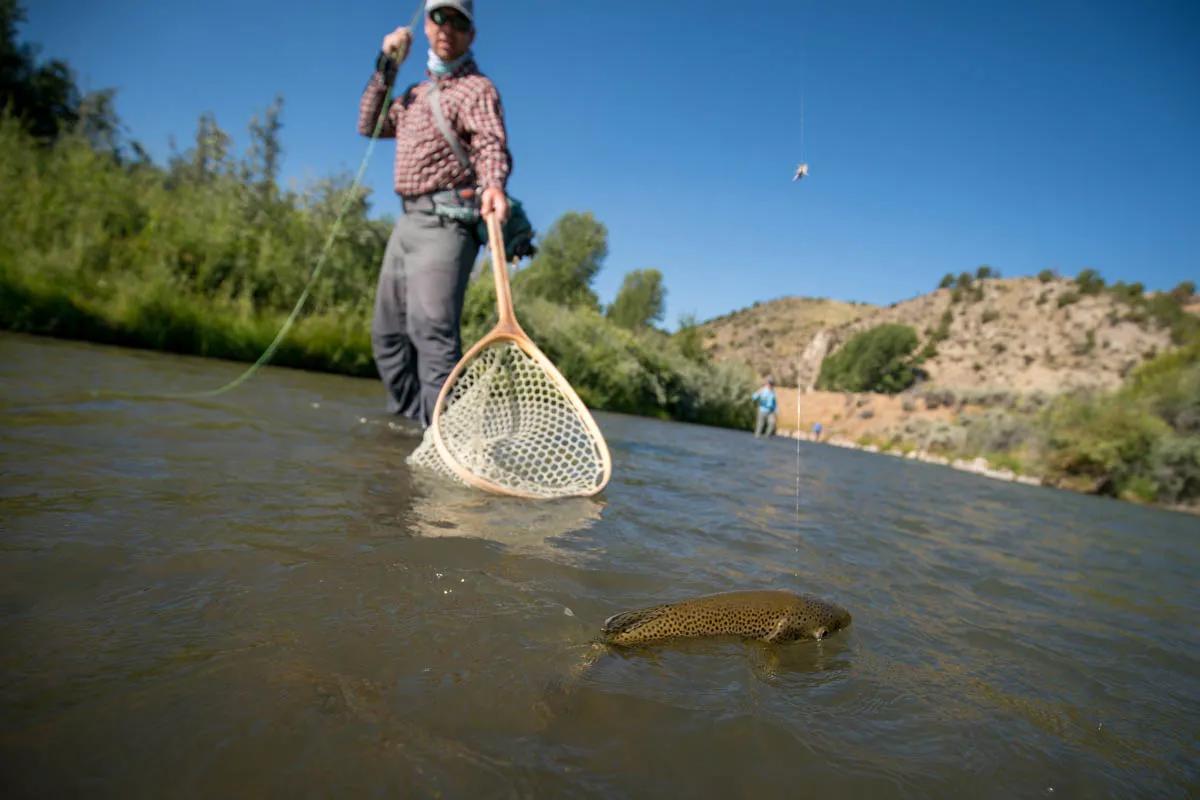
[461,80,511,190]
[358,72,398,138]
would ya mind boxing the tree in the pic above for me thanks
[975,264,998,280]
[74,87,120,153]
[673,313,708,362]
[1,0,81,140]
[246,94,284,198]
[607,268,665,329]
[938,273,954,289]
[172,111,233,183]
[816,323,920,394]
[513,211,606,309]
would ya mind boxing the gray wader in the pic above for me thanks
[371,193,480,425]
[755,407,777,438]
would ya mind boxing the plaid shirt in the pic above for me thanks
[358,57,511,197]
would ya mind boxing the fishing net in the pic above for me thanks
[407,340,610,499]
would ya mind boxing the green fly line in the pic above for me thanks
[165,1,426,399]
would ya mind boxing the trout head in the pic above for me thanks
[767,597,853,643]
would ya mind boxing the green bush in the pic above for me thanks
[1169,280,1196,302]
[816,323,919,394]
[1146,435,1200,504]
[1144,291,1200,345]
[1127,342,1200,434]
[1108,281,1145,304]
[1037,268,1056,283]
[963,409,1031,455]
[1039,393,1170,496]
[1075,268,1105,295]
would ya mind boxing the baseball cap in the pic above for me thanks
[426,0,473,23]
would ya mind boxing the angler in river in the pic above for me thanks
[358,0,512,427]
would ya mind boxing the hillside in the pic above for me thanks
[697,275,1199,510]
[701,277,1175,396]
[700,297,873,386]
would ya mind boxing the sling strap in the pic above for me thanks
[427,78,472,173]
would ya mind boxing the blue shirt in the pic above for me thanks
[752,387,777,413]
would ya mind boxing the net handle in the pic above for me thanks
[486,212,523,336]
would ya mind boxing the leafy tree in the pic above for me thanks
[169,111,233,184]
[1037,268,1056,283]
[512,211,605,309]
[938,273,954,289]
[607,268,665,329]
[975,264,997,280]
[75,87,120,153]
[817,323,920,394]
[673,313,708,363]
[246,94,284,199]
[1,0,79,140]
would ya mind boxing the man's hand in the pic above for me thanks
[382,27,413,63]
[480,186,510,224]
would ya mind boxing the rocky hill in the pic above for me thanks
[700,297,873,386]
[701,276,1176,396]
[697,276,1197,512]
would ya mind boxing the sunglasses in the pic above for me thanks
[430,8,472,33]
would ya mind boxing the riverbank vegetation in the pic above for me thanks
[862,341,1200,507]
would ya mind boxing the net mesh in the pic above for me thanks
[408,340,608,498]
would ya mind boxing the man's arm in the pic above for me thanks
[357,27,412,138]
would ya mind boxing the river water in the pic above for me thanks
[1,332,1197,798]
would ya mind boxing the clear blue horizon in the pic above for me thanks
[25,0,1200,329]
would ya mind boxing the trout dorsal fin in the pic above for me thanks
[602,604,669,638]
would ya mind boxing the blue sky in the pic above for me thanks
[25,0,1200,328]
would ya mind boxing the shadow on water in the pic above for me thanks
[2,333,1199,798]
